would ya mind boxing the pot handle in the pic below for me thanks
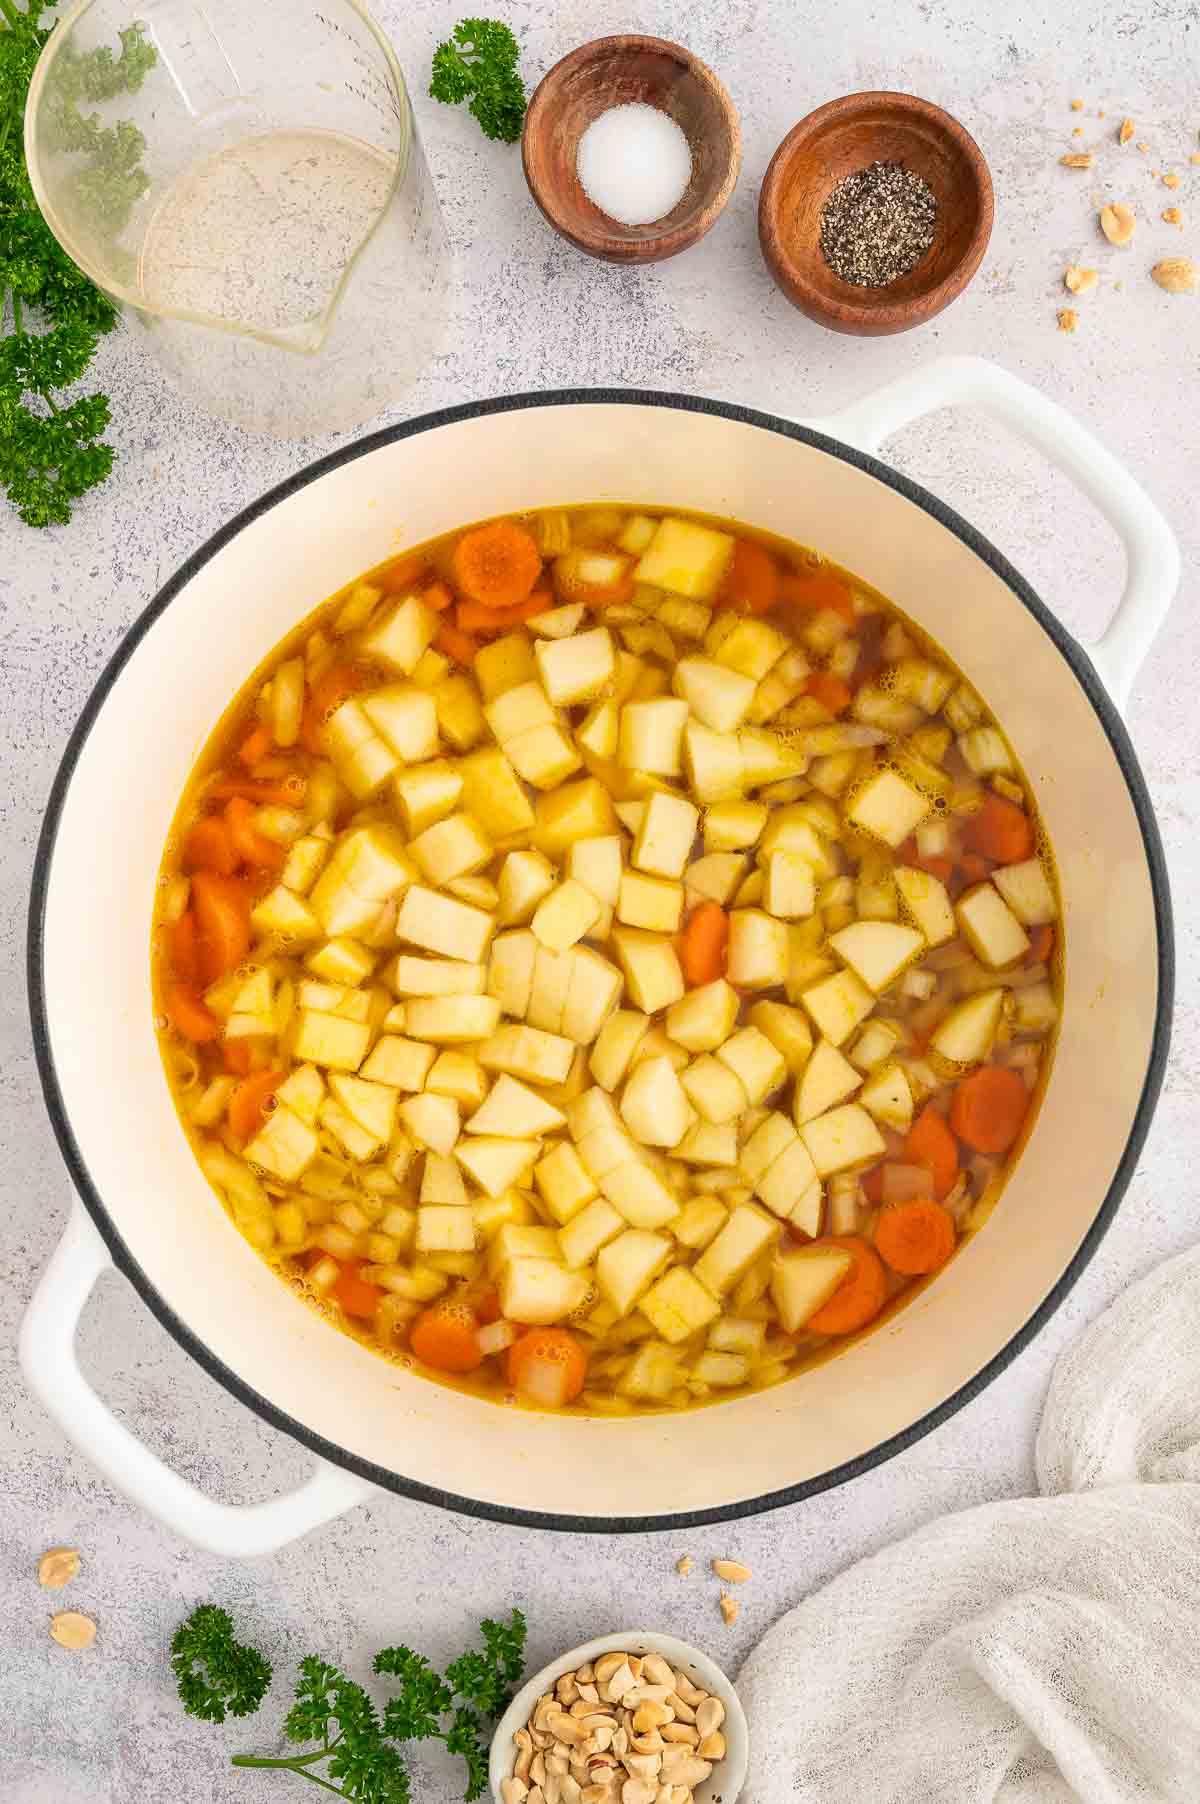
[804,354,1179,714]
[19,1199,374,1555]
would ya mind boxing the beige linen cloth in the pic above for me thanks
[738,1245,1200,1802]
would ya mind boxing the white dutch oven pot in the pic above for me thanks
[23,357,1176,1555]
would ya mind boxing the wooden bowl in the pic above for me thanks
[522,35,741,264]
[758,92,993,335]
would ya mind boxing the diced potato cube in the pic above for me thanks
[674,657,756,733]
[496,849,556,928]
[740,1112,798,1186]
[390,956,485,999]
[617,871,684,934]
[421,1151,470,1205]
[561,947,623,1046]
[318,1098,380,1161]
[759,809,837,876]
[534,628,615,706]
[693,1205,780,1297]
[360,1035,434,1091]
[398,1094,461,1161]
[770,1245,854,1333]
[393,760,464,837]
[362,684,439,762]
[530,602,587,640]
[1013,982,1057,1033]
[801,969,875,1048]
[506,722,582,791]
[251,885,320,941]
[676,1120,738,1166]
[532,879,603,952]
[757,1135,819,1219]
[245,1104,319,1182]
[410,646,451,690]
[618,699,689,777]
[716,1026,787,1106]
[738,728,808,790]
[830,920,924,992]
[281,834,330,895]
[455,1136,539,1197]
[426,674,484,754]
[727,909,790,989]
[558,1198,625,1268]
[534,1141,598,1224]
[477,1024,576,1085]
[415,1205,477,1254]
[575,1114,636,1182]
[796,1039,863,1124]
[596,1230,673,1315]
[620,1055,694,1148]
[800,1103,885,1177]
[673,1197,728,1251]
[325,701,397,799]
[500,1257,589,1325]
[599,1159,681,1230]
[328,1073,398,1144]
[847,768,930,846]
[292,1010,370,1072]
[635,517,734,599]
[747,1001,813,1076]
[610,928,685,1014]
[763,852,816,919]
[396,885,494,963]
[681,721,744,805]
[858,1061,914,1134]
[957,883,1030,968]
[533,777,617,859]
[849,1018,903,1073]
[459,746,536,838]
[589,1010,650,1090]
[487,929,536,1020]
[619,1340,683,1401]
[895,866,956,947]
[274,1063,325,1127]
[992,858,1057,927]
[704,801,768,853]
[364,596,440,674]
[425,1052,488,1108]
[713,618,789,682]
[958,726,1014,776]
[680,1055,746,1125]
[665,979,739,1053]
[474,631,537,701]
[526,945,572,1034]
[409,812,492,888]
[930,989,1006,1068]
[305,937,378,985]
[576,697,620,760]
[404,993,503,1046]
[486,1222,560,1274]
[466,1073,565,1140]
[632,792,700,881]
[641,1268,721,1344]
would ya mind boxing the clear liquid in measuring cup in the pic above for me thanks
[138,129,392,344]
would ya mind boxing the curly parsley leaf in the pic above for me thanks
[429,18,527,144]
[171,1605,273,1724]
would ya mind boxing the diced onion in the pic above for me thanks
[188,1075,238,1127]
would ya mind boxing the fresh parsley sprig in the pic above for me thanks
[0,0,154,525]
[429,19,527,144]
[174,1603,526,1803]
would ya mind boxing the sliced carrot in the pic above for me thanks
[224,796,285,871]
[183,814,239,875]
[862,1163,885,1206]
[904,1104,959,1200]
[410,1298,483,1373]
[807,671,853,716]
[506,1326,588,1407]
[719,539,780,615]
[679,902,729,987]
[898,836,954,884]
[875,1199,957,1275]
[1029,924,1055,964]
[332,1261,383,1320]
[421,579,455,612]
[167,982,220,1044]
[805,1236,888,1335]
[376,552,428,594]
[434,622,480,667]
[964,793,1035,865]
[456,594,550,634]
[950,1064,1029,1156]
[959,851,991,886]
[237,722,273,766]
[223,1038,255,1077]
[207,775,307,807]
[191,870,251,985]
[779,569,856,623]
[451,520,542,609]
[300,662,364,756]
[168,910,200,987]
[227,1067,286,1142]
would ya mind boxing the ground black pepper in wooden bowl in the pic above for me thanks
[819,160,938,287]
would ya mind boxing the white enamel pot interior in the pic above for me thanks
[26,359,1174,1547]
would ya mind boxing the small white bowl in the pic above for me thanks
[490,1629,748,1803]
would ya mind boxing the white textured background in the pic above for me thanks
[3,1,1198,1797]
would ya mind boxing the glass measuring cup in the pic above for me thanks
[25,0,450,437]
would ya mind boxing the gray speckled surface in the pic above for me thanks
[3,2,1198,1798]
